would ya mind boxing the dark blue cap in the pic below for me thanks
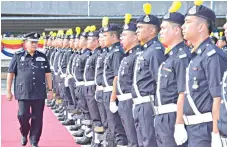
[163,12,185,25]
[70,34,76,39]
[88,31,100,38]
[123,22,137,32]
[64,34,71,40]
[136,14,161,27]
[81,32,88,38]
[102,23,122,32]
[219,36,226,41]
[186,5,216,23]
[24,32,40,42]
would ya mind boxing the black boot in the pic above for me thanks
[72,129,84,137]
[21,136,27,146]
[69,124,81,131]
[62,119,75,126]
[76,136,92,145]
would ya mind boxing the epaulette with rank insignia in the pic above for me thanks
[178,48,187,59]
[207,49,216,57]
[15,50,25,55]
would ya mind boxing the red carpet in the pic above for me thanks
[1,95,80,147]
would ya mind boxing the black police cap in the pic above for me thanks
[24,32,40,42]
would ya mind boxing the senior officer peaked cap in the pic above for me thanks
[24,32,40,42]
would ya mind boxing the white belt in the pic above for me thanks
[183,112,212,125]
[85,81,95,86]
[76,81,85,86]
[154,103,177,115]
[221,136,227,147]
[117,93,132,101]
[133,96,152,105]
[96,86,104,91]
[103,86,113,92]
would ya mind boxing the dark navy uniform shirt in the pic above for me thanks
[84,47,101,81]
[222,45,227,57]
[8,50,51,100]
[68,50,78,75]
[60,48,72,74]
[156,42,191,105]
[184,38,227,115]
[95,48,108,86]
[117,45,141,95]
[49,48,57,70]
[131,37,165,97]
[103,42,124,87]
[71,51,80,77]
[53,48,62,74]
[73,48,91,82]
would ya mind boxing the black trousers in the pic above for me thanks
[17,99,45,144]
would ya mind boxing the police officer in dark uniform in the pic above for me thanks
[81,25,103,146]
[102,17,128,147]
[217,32,227,56]
[72,26,92,141]
[63,27,80,123]
[45,31,54,61]
[155,1,190,147]
[7,32,53,147]
[218,16,227,147]
[47,32,58,107]
[52,30,64,110]
[116,13,140,147]
[59,29,75,125]
[93,27,108,146]
[132,3,165,147]
[182,1,227,147]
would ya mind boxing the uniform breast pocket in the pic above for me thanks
[190,66,205,91]
[18,61,28,70]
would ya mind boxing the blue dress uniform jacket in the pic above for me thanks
[117,45,141,95]
[131,37,166,97]
[103,42,125,87]
[68,51,78,75]
[222,45,227,57]
[84,47,101,81]
[73,48,91,82]
[157,42,191,105]
[8,50,51,100]
[184,38,227,115]
[95,48,108,86]
[60,48,72,74]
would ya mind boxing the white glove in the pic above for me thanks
[109,101,118,113]
[211,132,222,147]
[64,77,69,87]
[60,74,66,79]
[174,124,188,145]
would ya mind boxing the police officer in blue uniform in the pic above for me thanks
[182,1,227,147]
[80,25,103,146]
[51,31,64,110]
[93,27,108,146]
[102,17,128,146]
[155,1,190,147]
[219,17,227,147]
[72,27,92,140]
[7,32,53,147]
[116,13,140,147]
[217,34,227,56]
[132,3,165,147]
[59,29,76,125]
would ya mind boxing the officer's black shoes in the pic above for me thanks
[31,143,39,147]
[72,129,85,137]
[58,117,65,121]
[76,136,92,145]
[57,113,64,118]
[62,119,75,126]
[69,124,82,131]
[21,136,27,146]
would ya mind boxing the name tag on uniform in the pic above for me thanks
[36,57,46,61]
